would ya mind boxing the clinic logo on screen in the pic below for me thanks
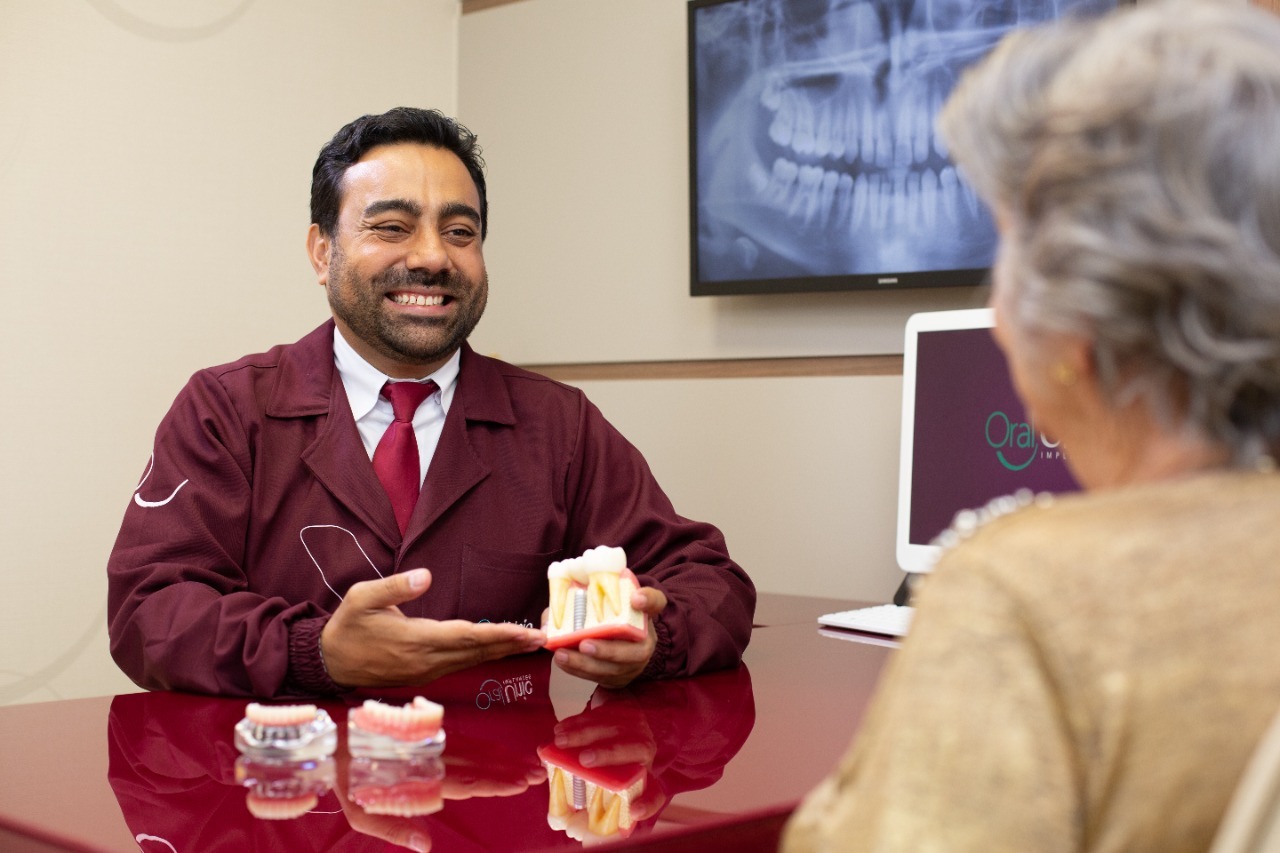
[985,411,1063,471]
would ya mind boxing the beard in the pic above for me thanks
[326,246,488,371]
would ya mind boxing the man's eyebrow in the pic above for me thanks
[363,198,422,219]
[439,201,482,227]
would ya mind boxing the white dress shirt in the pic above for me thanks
[332,327,460,487]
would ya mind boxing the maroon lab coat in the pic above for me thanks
[107,322,754,697]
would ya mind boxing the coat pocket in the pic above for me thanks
[458,544,563,627]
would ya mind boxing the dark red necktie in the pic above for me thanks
[373,380,437,534]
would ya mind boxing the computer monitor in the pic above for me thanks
[896,308,1080,574]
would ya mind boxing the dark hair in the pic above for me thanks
[310,107,488,239]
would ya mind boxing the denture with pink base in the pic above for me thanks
[348,696,445,758]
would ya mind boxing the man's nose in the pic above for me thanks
[404,229,453,274]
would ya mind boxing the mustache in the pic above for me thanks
[373,267,466,290]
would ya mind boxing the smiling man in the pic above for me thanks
[107,108,755,698]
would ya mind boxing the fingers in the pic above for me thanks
[343,568,432,610]
[630,585,668,617]
[553,637,650,688]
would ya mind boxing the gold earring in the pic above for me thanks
[1052,363,1077,386]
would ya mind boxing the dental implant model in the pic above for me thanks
[543,546,647,650]
[234,703,339,820]
[234,703,338,761]
[347,696,446,759]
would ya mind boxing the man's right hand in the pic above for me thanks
[320,568,546,689]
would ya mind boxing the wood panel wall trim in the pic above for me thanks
[462,0,529,13]
[518,354,904,382]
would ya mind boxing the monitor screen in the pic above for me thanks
[896,308,1080,573]
[687,0,1121,297]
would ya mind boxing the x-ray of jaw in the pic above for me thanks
[692,0,1114,286]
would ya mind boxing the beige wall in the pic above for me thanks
[458,0,983,605]
[0,0,461,705]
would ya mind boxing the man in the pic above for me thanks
[107,107,755,698]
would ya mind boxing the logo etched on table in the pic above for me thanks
[985,410,1064,472]
[475,673,535,710]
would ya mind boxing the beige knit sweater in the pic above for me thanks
[784,470,1280,852]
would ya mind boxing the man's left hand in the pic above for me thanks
[551,586,667,688]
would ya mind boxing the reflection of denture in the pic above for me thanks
[235,754,336,821]
[234,703,338,761]
[349,755,445,818]
[543,546,647,651]
[348,697,446,758]
[538,744,645,841]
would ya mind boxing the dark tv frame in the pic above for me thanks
[686,0,1121,298]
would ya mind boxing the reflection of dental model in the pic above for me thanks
[538,744,646,841]
[234,703,338,761]
[348,697,445,758]
[543,546,647,651]
[349,755,445,818]
[235,753,337,821]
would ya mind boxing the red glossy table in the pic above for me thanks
[0,597,895,852]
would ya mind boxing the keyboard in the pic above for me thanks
[818,604,914,638]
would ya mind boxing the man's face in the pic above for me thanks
[307,143,488,379]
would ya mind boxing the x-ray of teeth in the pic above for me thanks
[689,0,1116,293]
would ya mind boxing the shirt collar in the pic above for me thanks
[332,326,461,419]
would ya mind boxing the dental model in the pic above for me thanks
[234,703,338,761]
[349,755,445,818]
[543,546,647,650]
[538,743,646,840]
[347,696,445,758]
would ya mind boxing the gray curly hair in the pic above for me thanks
[938,0,1280,466]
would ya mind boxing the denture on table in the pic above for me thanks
[233,702,338,761]
[347,696,446,758]
[543,546,647,651]
[538,742,646,841]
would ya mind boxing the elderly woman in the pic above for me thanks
[783,2,1280,851]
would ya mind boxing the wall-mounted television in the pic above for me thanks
[687,0,1120,297]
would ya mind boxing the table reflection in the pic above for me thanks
[106,654,754,851]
